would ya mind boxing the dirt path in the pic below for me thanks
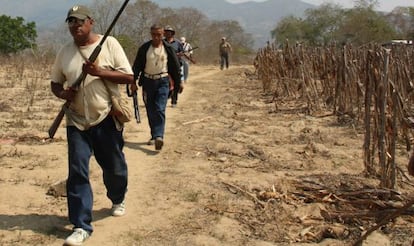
[0,65,413,245]
[0,65,240,246]
[86,66,224,245]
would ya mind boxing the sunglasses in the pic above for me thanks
[67,18,88,27]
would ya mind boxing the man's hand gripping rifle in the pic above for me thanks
[178,46,198,64]
[48,0,130,139]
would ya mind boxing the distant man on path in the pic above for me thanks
[180,36,194,83]
[164,25,184,107]
[219,37,232,70]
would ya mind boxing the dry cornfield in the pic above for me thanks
[1,53,413,245]
[255,42,414,190]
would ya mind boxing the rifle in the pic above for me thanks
[127,85,140,123]
[179,46,198,64]
[48,0,130,138]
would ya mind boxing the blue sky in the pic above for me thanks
[227,0,413,12]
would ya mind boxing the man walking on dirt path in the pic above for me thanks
[164,25,184,107]
[219,37,232,70]
[49,5,134,245]
[180,36,194,84]
[131,24,181,151]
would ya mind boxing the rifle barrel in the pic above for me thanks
[132,93,141,123]
[48,102,69,138]
[47,0,130,138]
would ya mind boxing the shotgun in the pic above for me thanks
[127,85,140,123]
[179,46,198,64]
[48,0,130,138]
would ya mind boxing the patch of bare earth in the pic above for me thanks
[0,64,413,245]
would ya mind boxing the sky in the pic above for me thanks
[226,0,413,12]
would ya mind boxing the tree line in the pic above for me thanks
[1,0,254,64]
[271,0,414,47]
[1,0,413,62]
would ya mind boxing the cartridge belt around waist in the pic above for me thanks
[144,72,169,80]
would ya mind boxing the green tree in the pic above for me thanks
[386,7,414,39]
[0,15,37,54]
[337,4,396,45]
[409,7,414,39]
[271,4,345,46]
[304,3,345,45]
[353,0,379,9]
[271,16,309,46]
[271,0,396,46]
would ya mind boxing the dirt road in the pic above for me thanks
[0,65,412,245]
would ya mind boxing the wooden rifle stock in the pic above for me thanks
[48,101,69,138]
[184,53,196,64]
[180,46,198,64]
[47,0,130,138]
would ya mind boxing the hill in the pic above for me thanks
[1,0,313,48]
[154,0,314,47]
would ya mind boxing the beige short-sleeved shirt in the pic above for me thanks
[51,35,133,130]
[144,45,168,75]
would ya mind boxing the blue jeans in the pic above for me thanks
[66,116,128,233]
[142,76,169,139]
[171,65,184,105]
[182,61,189,81]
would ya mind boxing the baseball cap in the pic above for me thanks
[66,5,92,21]
[164,25,175,33]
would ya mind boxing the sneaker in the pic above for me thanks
[147,138,155,145]
[171,103,177,108]
[111,200,126,217]
[64,228,90,246]
[155,137,164,151]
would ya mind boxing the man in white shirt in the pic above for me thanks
[50,5,134,245]
[180,36,194,83]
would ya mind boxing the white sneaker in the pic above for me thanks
[64,228,90,246]
[111,200,126,217]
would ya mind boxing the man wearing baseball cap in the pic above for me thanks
[65,5,92,21]
[164,25,184,107]
[50,4,134,245]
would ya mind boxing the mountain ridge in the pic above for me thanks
[0,0,314,48]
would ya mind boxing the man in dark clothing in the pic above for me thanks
[131,24,181,151]
[164,25,184,107]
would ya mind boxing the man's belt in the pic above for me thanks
[144,72,169,80]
